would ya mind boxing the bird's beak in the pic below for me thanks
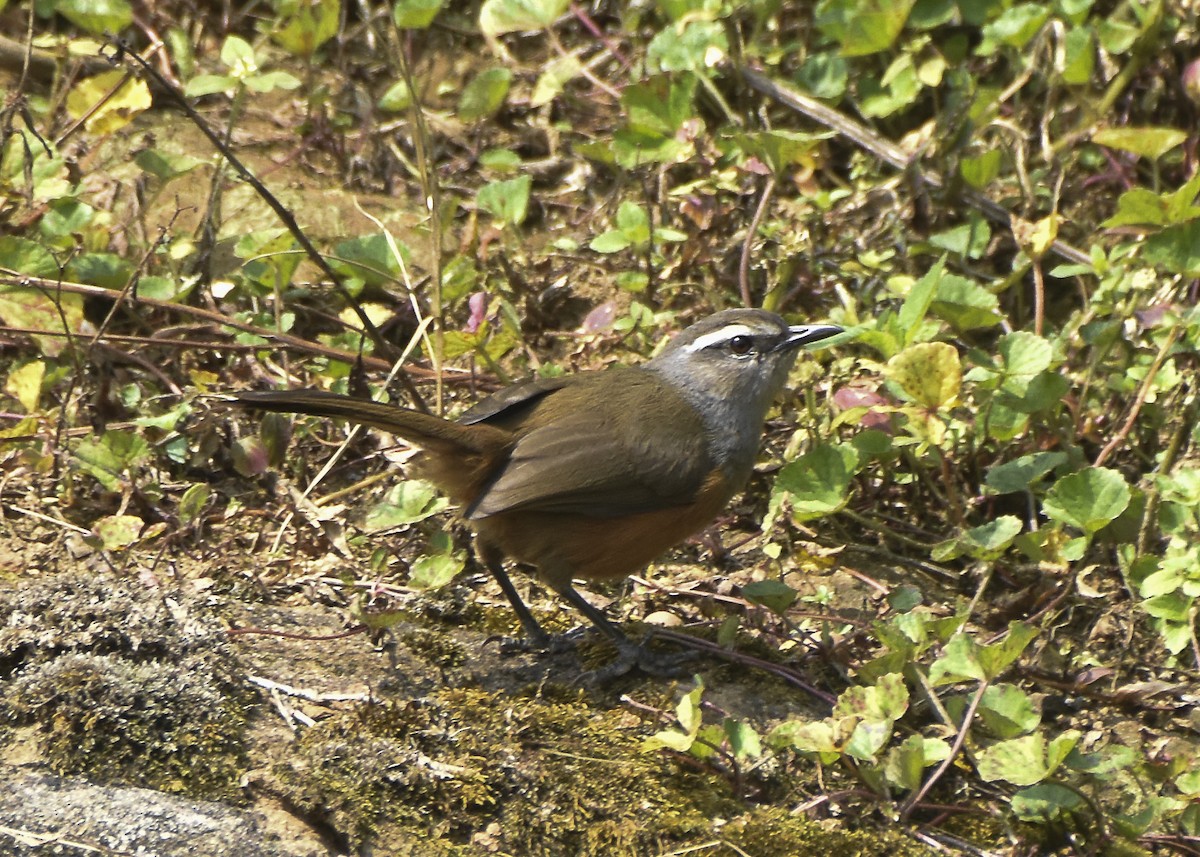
[777,324,844,352]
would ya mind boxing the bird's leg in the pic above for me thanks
[554,583,696,679]
[553,584,630,645]
[477,542,552,647]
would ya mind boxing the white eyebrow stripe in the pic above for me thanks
[681,324,758,353]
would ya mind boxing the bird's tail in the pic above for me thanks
[229,390,508,456]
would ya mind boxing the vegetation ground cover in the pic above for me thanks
[0,0,1198,854]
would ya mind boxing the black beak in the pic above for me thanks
[777,324,843,352]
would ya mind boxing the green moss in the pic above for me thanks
[276,686,740,854]
[398,628,469,669]
[0,573,251,800]
[722,806,935,856]
[4,652,248,798]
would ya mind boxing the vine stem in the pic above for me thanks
[1094,325,1180,467]
[740,174,776,308]
[900,679,989,821]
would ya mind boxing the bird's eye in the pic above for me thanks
[728,335,754,355]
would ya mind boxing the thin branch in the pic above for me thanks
[738,66,1090,267]
[740,174,776,307]
[1094,325,1181,466]
[901,679,988,821]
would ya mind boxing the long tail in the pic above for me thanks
[230,390,508,455]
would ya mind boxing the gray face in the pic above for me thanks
[650,309,840,404]
[645,309,841,482]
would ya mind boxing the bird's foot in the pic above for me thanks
[487,628,583,657]
[582,635,699,683]
[487,626,698,680]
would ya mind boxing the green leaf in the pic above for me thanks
[742,580,797,614]
[929,633,985,684]
[93,514,146,551]
[769,719,843,759]
[1143,221,1200,275]
[732,130,825,175]
[816,0,916,56]
[929,219,992,259]
[896,256,945,344]
[365,480,450,530]
[476,175,532,226]
[959,149,1003,188]
[178,483,212,525]
[134,149,206,181]
[479,149,522,172]
[976,622,1037,678]
[1099,171,1200,226]
[1007,371,1070,414]
[676,681,704,736]
[885,342,962,409]
[184,74,238,98]
[479,0,568,35]
[1045,731,1079,773]
[0,236,59,278]
[220,35,257,75]
[67,253,133,289]
[622,76,696,137]
[775,442,858,521]
[531,54,582,107]
[962,516,1023,559]
[977,683,1041,738]
[883,734,928,791]
[644,727,696,753]
[1103,188,1172,228]
[976,734,1051,785]
[795,52,848,100]
[859,57,922,117]
[408,551,465,590]
[985,451,1068,494]
[1043,467,1131,534]
[1061,26,1094,84]
[835,673,909,723]
[1010,783,1086,820]
[378,80,412,112]
[1093,126,1187,160]
[836,674,908,761]
[40,198,93,240]
[244,71,302,94]
[612,77,698,167]
[272,0,340,56]
[845,718,892,761]
[329,233,409,287]
[615,200,650,241]
[5,360,43,413]
[930,274,1001,330]
[393,0,445,28]
[979,4,1050,52]
[55,0,133,33]
[998,331,1053,383]
[72,431,152,491]
[646,19,728,73]
[724,719,762,760]
[458,67,512,122]
[615,271,649,292]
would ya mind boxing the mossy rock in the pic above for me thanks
[275,685,740,854]
[0,573,251,800]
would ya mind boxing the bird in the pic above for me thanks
[231,308,841,673]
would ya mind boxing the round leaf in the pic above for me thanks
[885,342,962,409]
[1043,467,1131,535]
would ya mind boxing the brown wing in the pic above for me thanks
[457,375,574,425]
[464,371,715,519]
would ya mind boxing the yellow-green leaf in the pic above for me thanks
[886,342,961,409]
